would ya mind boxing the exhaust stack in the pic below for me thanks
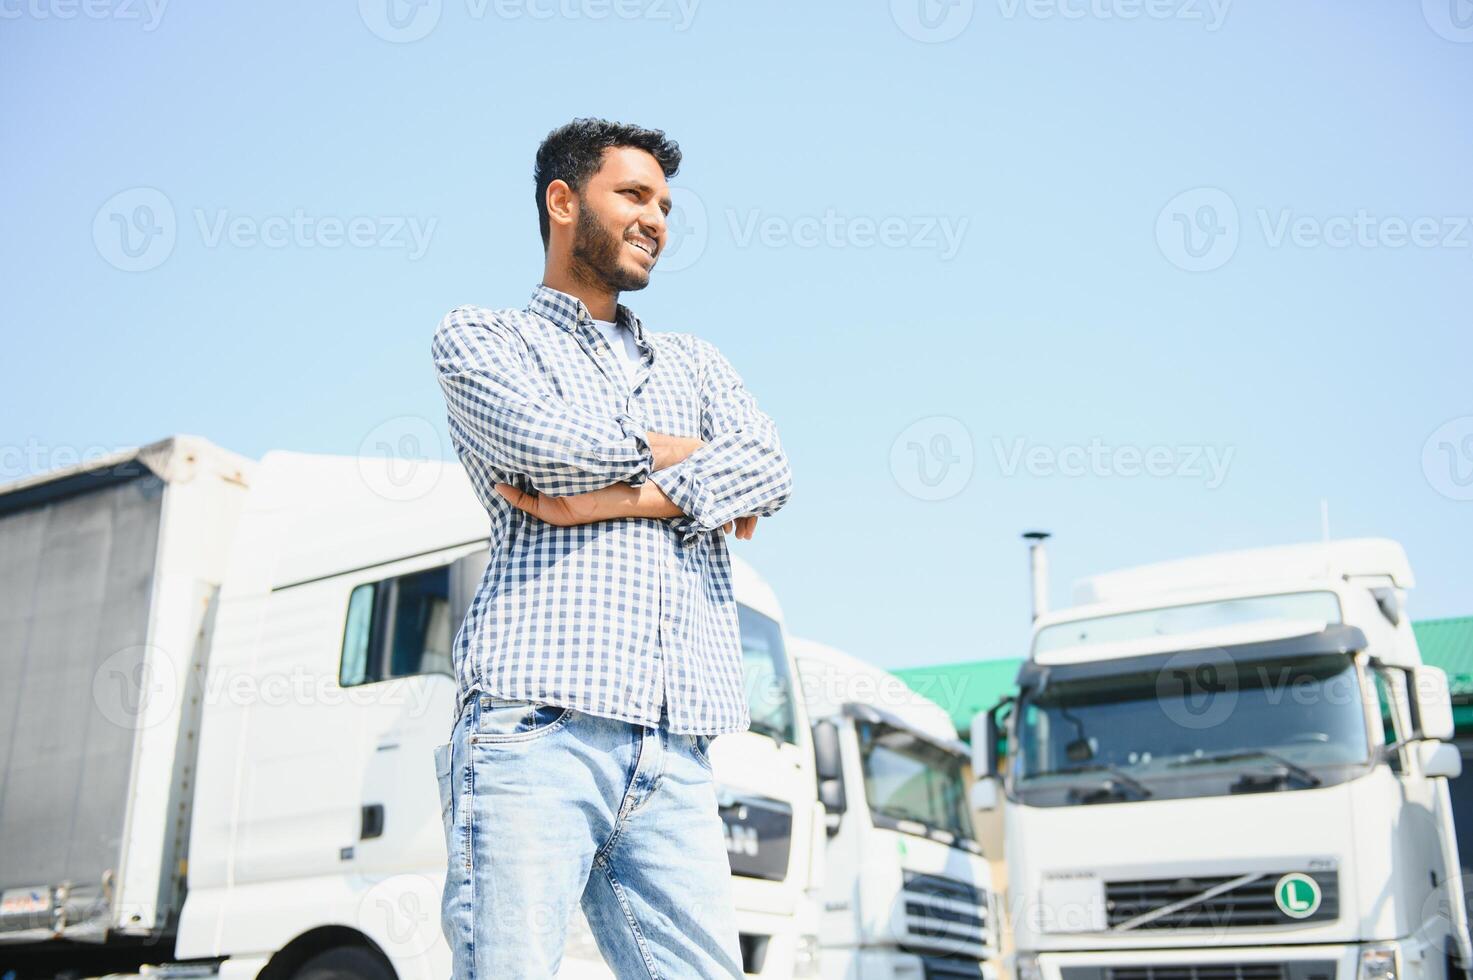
[1023,531,1051,622]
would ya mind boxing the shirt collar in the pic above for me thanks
[529,283,646,344]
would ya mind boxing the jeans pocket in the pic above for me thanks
[692,733,715,770]
[470,694,572,744]
[432,741,454,856]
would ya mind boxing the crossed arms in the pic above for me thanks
[432,308,793,544]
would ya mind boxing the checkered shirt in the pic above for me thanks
[431,284,793,735]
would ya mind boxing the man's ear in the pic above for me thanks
[545,179,577,232]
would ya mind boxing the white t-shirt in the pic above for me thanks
[590,317,643,389]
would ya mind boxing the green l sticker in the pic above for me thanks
[1274,873,1322,918]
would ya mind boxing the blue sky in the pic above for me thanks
[4,0,1470,669]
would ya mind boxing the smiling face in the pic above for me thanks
[563,145,672,294]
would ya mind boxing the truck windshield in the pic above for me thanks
[1014,653,1370,806]
[740,604,797,745]
[1033,591,1342,655]
[857,720,976,842]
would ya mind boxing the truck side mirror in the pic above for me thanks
[811,719,846,834]
[1411,666,1456,742]
[969,698,1008,812]
[449,547,490,630]
[1419,741,1463,779]
[970,697,1010,779]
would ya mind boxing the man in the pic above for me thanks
[429,118,793,978]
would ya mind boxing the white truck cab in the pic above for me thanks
[792,637,1000,980]
[972,539,1472,980]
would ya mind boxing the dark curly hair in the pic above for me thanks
[534,118,682,251]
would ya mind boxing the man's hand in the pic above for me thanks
[721,515,758,540]
[647,432,704,471]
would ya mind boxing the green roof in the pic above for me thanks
[1415,617,1473,699]
[895,616,1473,739]
[893,657,1022,738]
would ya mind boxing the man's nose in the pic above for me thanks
[639,204,666,241]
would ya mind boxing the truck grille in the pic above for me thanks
[900,870,992,959]
[1109,967,1288,980]
[922,956,987,980]
[1105,871,1337,929]
[1061,962,1337,980]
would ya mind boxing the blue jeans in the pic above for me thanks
[433,691,744,979]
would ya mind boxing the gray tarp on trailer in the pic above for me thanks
[0,463,165,937]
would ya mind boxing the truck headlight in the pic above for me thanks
[1360,945,1399,980]
[794,932,821,977]
[1015,953,1043,980]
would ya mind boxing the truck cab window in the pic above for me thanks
[1373,667,1407,774]
[340,564,453,686]
[740,604,797,745]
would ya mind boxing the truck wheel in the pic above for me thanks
[292,946,395,980]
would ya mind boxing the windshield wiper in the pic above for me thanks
[1168,750,1321,787]
[1036,763,1153,800]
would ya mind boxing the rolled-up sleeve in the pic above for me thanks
[649,336,793,545]
[432,306,655,497]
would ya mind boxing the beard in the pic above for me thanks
[569,203,651,295]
